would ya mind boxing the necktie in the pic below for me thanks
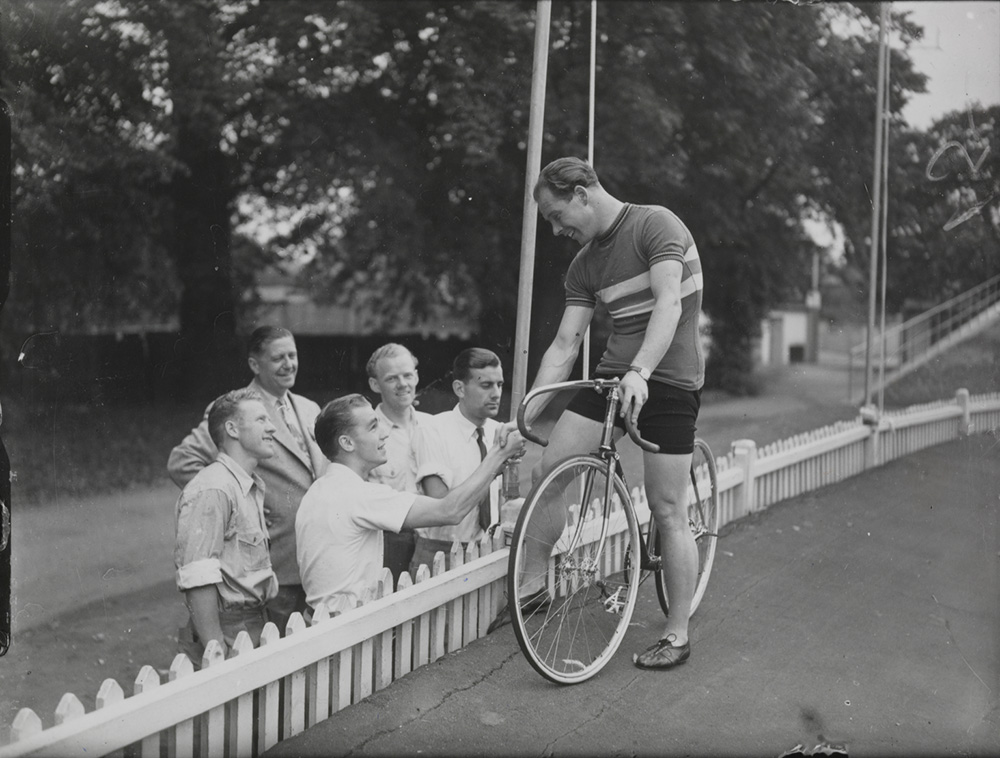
[280,397,309,455]
[475,426,491,530]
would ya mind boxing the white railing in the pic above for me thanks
[3,388,999,758]
[850,274,1000,399]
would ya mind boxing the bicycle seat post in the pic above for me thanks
[597,383,619,456]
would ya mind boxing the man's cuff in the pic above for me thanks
[177,558,223,590]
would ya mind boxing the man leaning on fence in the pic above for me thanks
[174,388,279,665]
[295,393,525,617]
[168,325,327,633]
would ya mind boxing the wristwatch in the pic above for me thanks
[628,365,651,382]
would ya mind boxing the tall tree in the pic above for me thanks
[4,0,932,398]
[885,105,1000,312]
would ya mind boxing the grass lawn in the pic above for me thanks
[1,398,209,505]
[881,327,1000,408]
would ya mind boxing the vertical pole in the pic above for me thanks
[877,27,892,415]
[0,95,10,658]
[864,1,889,408]
[511,1,552,414]
[582,0,597,380]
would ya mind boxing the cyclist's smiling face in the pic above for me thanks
[456,365,504,425]
[537,186,598,245]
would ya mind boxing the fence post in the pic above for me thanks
[860,405,880,469]
[956,388,972,435]
[54,693,85,726]
[133,666,161,758]
[731,439,758,516]
[10,709,42,744]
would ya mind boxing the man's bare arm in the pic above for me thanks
[403,430,524,529]
[185,585,226,653]
[522,305,595,428]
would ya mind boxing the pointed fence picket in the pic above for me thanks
[3,388,998,758]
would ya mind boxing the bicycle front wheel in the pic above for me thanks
[508,455,641,685]
[651,438,720,617]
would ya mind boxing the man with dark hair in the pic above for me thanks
[168,326,327,633]
[511,156,705,670]
[174,388,278,662]
[295,394,524,614]
[408,347,505,574]
[365,343,431,579]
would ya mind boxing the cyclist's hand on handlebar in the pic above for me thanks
[618,371,648,427]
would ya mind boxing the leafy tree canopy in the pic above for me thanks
[3,0,937,396]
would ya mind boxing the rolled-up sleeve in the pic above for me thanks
[175,488,230,590]
[412,424,454,489]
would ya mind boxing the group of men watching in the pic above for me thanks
[167,329,524,662]
[168,155,706,671]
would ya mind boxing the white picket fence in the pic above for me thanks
[3,388,998,758]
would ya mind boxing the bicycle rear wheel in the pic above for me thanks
[650,438,719,617]
[508,455,641,684]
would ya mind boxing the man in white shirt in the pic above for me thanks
[295,393,524,614]
[365,343,432,580]
[409,348,505,575]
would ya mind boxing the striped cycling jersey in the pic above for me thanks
[564,203,704,390]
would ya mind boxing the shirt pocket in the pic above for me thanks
[237,530,271,573]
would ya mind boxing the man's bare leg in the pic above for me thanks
[518,411,605,596]
[634,450,697,667]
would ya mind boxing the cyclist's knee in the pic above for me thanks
[647,493,688,526]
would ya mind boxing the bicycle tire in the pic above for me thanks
[650,438,720,617]
[508,454,641,685]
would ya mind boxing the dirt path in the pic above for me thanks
[0,360,868,732]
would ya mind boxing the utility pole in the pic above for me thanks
[864,1,891,409]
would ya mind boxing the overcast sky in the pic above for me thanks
[894,1,1000,128]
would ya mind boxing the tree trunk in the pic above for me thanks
[168,129,241,401]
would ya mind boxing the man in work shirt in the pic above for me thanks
[174,388,279,663]
[509,156,705,670]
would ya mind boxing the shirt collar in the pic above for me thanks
[450,404,484,441]
[325,461,365,483]
[251,379,288,408]
[216,452,263,496]
[595,202,631,244]
[375,403,415,430]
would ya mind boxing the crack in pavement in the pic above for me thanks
[344,646,525,756]
[934,599,992,696]
[539,674,643,756]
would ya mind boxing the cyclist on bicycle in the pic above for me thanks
[505,157,705,670]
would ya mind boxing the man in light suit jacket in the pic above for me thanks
[168,325,327,633]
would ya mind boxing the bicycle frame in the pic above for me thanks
[518,378,662,575]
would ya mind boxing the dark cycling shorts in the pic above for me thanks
[564,376,702,455]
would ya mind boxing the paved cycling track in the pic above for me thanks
[269,433,999,757]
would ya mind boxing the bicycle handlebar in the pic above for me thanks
[516,378,660,453]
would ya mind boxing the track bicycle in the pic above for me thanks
[506,378,719,684]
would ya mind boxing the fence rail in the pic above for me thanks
[3,388,999,758]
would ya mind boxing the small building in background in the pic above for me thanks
[756,290,822,366]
